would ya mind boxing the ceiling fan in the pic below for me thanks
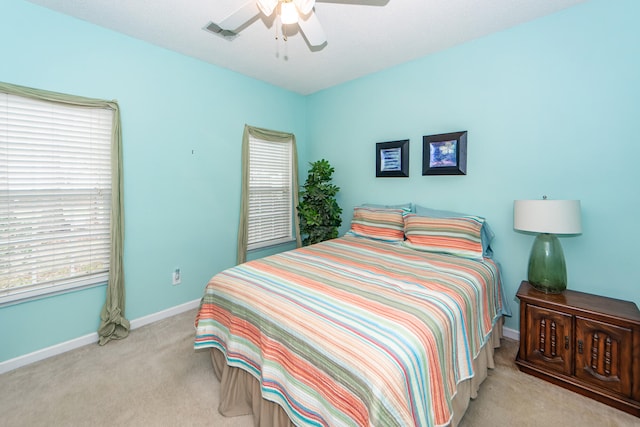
[211,0,384,48]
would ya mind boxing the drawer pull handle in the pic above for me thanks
[564,336,569,350]
[578,340,584,354]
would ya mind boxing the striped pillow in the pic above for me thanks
[415,205,494,257]
[350,207,405,241]
[403,214,485,259]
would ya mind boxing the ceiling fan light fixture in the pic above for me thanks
[280,2,299,25]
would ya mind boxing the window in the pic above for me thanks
[237,125,300,264]
[0,91,113,303]
[247,134,294,250]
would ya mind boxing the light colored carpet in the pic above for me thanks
[0,309,637,427]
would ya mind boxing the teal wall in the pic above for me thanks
[2,0,639,362]
[0,1,307,361]
[307,0,640,330]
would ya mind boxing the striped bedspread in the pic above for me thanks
[195,235,506,427]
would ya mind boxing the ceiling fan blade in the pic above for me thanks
[298,10,327,47]
[294,0,316,15]
[257,0,278,16]
[218,0,260,31]
[316,0,388,5]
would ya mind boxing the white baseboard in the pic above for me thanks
[0,332,101,376]
[0,298,200,375]
[502,325,520,341]
[129,299,200,330]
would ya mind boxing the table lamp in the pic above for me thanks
[513,198,582,293]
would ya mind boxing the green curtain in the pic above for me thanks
[0,82,129,345]
[237,124,301,264]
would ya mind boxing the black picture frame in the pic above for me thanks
[422,131,467,175]
[376,139,409,177]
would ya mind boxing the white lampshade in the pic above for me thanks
[280,2,299,24]
[514,199,582,234]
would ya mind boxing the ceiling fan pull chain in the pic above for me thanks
[280,2,288,42]
[284,26,289,59]
[274,10,283,59]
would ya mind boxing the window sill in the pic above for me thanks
[247,239,297,262]
[0,280,107,308]
[247,237,296,252]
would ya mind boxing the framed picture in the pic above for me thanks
[422,131,467,175]
[376,139,409,177]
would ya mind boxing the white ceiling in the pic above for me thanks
[25,0,587,95]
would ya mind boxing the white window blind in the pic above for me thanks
[0,92,113,302]
[247,135,293,250]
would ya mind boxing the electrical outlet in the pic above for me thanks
[172,268,181,285]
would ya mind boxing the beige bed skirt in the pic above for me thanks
[210,320,503,427]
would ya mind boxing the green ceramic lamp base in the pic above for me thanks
[527,233,567,294]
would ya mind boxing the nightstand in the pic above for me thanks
[515,281,640,417]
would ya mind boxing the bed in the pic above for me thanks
[195,206,510,427]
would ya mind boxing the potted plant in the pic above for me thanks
[297,159,342,246]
